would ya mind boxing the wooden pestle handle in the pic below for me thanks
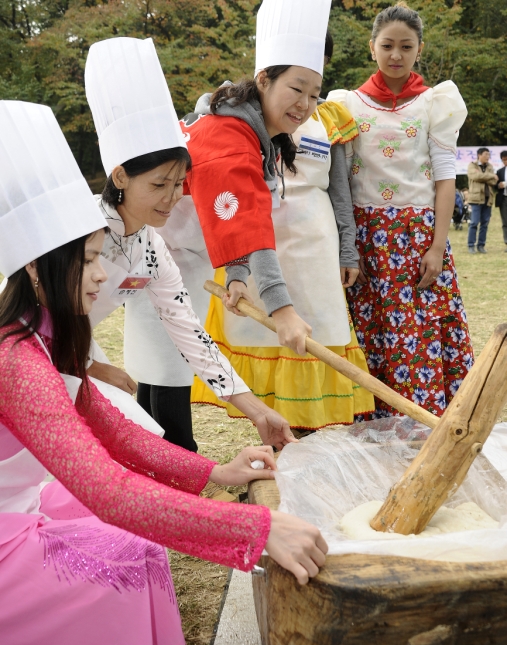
[204,280,438,429]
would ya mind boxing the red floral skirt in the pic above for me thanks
[347,204,474,417]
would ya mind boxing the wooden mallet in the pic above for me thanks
[204,280,507,534]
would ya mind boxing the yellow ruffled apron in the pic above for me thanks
[191,113,374,429]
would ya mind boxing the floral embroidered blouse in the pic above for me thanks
[92,199,250,401]
[0,324,271,571]
[328,81,467,210]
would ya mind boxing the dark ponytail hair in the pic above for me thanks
[210,66,299,173]
[0,232,99,382]
[325,30,334,62]
[102,147,192,206]
[372,2,423,43]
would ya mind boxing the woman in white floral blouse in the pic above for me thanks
[84,37,295,452]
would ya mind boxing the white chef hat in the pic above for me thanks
[255,0,332,77]
[85,37,187,177]
[0,101,108,278]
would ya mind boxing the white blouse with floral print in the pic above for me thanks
[90,199,250,401]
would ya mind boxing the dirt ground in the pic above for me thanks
[171,406,259,644]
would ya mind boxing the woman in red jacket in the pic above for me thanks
[181,0,333,357]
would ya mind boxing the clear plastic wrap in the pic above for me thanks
[276,418,507,562]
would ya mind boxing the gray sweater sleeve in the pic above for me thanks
[225,248,292,315]
[327,143,359,268]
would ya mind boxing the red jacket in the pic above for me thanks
[181,114,275,268]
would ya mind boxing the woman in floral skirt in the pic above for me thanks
[328,2,474,417]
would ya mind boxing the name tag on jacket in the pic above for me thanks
[297,135,331,163]
[111,275,152,299]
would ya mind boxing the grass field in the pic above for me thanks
[91,209,507,644]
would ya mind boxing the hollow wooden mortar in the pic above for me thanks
[249,460,507,645]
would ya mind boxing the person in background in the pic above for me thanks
[467,147,497,253]
[495,150,507,252]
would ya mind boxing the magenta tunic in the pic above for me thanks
[0,321,270,644]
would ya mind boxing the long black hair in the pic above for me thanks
[0,232,98,381]
[102,147,191,206]
[210,65,299,173]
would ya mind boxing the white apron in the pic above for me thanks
[223,112,351,347]
[123,196,215,386]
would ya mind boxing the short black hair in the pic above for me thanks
[102,147,191,206]
[477,147,490,156]
[500,150,507,159]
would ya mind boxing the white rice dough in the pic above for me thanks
[340,501,498,540]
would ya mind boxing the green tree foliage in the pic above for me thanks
[0,0,505,176]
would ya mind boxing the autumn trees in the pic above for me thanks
[0,0,505,177]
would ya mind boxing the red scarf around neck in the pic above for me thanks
[358,70,430,108]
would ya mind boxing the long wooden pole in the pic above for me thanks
[370,323,507,534]
[204,280,438,430]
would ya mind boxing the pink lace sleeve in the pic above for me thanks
[75,380,213,495]
[0,331,271,571]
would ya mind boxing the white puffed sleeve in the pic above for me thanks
[327,88,350,105]
[426,80,467,152]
